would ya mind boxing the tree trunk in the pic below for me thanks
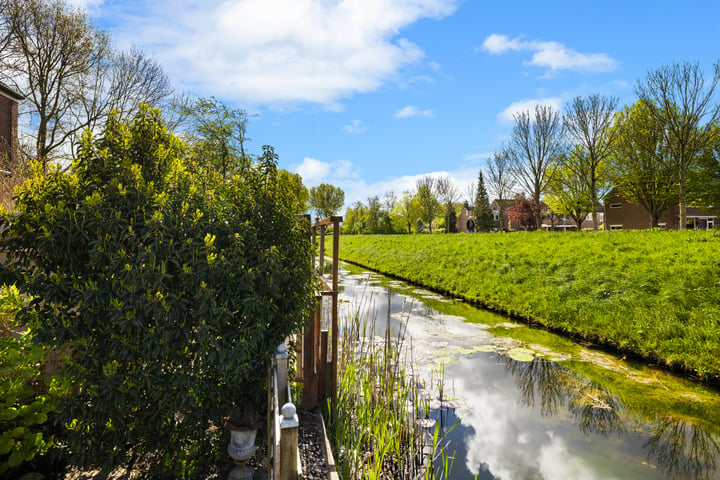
[678,164,687,230]
[591,178,598,230]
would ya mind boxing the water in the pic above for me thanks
[334,263,720,480]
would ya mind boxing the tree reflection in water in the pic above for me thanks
[500,355,720,479]
[502,356,625,436]
[645,415,720,480]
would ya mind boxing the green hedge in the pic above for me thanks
[0,107,314,475]
[339,231,720,380]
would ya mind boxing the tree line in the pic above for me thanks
[339,62,720,233]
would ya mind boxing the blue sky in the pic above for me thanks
[73,0,720,208]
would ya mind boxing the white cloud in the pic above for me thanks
[395,105,434,118]
[101,0,459,107]
[498,96,563,123]
[343,119,367,135]
[293,157,483,212]
[481,34,617,73]
[293,157,360,188]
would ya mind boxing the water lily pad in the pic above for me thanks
[507,347,536,362]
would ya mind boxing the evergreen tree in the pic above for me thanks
[474,170,495,232]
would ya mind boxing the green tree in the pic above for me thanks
[397,190,419,234]
[562,94,618,229]
[177,96,254,181]
[309,183,345,219]
[692,130,720,213]
[415,176,440,233]
[636,61,720,229]
[343,201,366,234]
[0,106,313,474]
[608,100,678,228]
[473,170,495,232]
[545,151,593,230]
[277,169,308,214]
[365,195,382,233]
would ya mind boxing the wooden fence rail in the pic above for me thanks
[296,215,342,414]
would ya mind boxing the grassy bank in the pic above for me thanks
[339,230,720,381]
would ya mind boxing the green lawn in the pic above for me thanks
[339,230,720,381]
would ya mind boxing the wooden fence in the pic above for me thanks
[267,343,300,480]
[296,215,342,413]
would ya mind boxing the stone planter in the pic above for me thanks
[227,426,258,480]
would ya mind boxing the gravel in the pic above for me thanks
[297,409,330,480]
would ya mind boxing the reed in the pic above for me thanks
[328,295,457,479]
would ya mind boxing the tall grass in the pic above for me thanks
[328,296,457,479]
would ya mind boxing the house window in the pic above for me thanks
[609,203,622,209]
[609,224,623,231]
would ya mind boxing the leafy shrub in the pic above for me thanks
[0,106,314,474]
[0,285,58,476]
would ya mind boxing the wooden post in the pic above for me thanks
[302,312,317,407]
[330,216,341,416]
[276,344,289,407]
[319,330,328,401]
[279,403,299,480]
[319,224,326,272]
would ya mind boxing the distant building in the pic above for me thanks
[0,82,23,169]
[456,203,475,233]
[603,193,717,230]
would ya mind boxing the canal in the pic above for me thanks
[334,262,720,480]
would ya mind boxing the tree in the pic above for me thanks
[365,195,382,233]
[0,106,314,473]
[415,176,440,233]
[277,169,308,215]
[635,61,720,229]
[383,190,397,213]
[508,104,564,229]
[562,94,618,229]
[545,150,593,230]
[506,194,540,230]
[343,200,366,234]
[486,147,516,231]
[176,96,254,181]
[473,170,495,232]
[397,190,419,234]
[692,130,720,213]
[309,183,345,219]
[435,176,458,233]
[608,100,678,228]
[0,0,174,168]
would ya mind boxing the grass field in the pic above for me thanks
[338,230,720,381]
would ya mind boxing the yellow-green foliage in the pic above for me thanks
[340,231,720,380]
[0,286,59,475]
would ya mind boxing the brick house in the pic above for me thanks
[603,193,717,230]
[0,82,23,169]
[455,203,475,233]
